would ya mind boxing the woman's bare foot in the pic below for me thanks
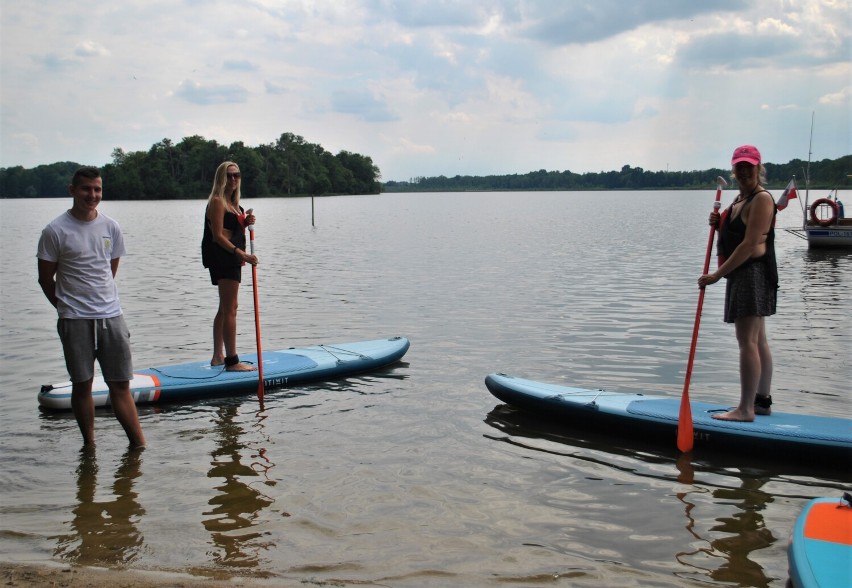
[211,357,225,367]
[754,395,772,416]
[225,362,257,372]
[711,409,755,422]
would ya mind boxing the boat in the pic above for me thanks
[783,113,852,248]
[483,373,852,464]
[785,184,852,248]
[39,337,410,410]
[787,494,852,588]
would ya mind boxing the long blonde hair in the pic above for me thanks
[208,161,241,209]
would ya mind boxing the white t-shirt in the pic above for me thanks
[37,210,127,319]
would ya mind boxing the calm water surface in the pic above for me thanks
[1,191,849,587]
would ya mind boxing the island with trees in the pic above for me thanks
[1,132,848,199]
[0,132,381,199]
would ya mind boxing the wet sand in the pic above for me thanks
[0,562,308,587]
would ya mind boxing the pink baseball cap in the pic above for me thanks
[731,145,761,166]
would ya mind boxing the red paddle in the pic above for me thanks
[247,210,264,402]
[678,175,728,452]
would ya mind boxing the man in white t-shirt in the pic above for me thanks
[37,167,145,448]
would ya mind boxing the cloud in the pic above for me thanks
[330,88,398,122]
[373,0,490,28]
[174,80,249,105]
[264,80,288,95]
[820,86,851,106]
[33,39,111,71]
[223,59,259,72]
[74,40,110,58]
[35,53,74,71]
[517,0,746,46]
[1,0,849,181]
[391,137,435,154]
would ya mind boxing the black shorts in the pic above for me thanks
[209,264,241,285]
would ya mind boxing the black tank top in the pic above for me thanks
[201,205,246,268]
[717,188,778,289]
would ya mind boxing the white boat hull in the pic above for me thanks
[805,223,852,248]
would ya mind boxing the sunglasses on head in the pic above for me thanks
[227,172,241,180]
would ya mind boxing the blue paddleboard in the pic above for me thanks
[484,373,852,463]
[39,337,410,410]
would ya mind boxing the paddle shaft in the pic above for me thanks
[247,216,264,402]
[678,177,726,452]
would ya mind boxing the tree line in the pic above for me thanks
[383,156,851,192]
[0,132,382,199]
[2,138,848,198]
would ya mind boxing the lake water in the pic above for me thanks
[0,191,849,587]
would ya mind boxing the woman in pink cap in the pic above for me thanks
[698,145,778,422]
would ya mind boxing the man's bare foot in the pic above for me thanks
[211,358,225,367]
[711,409,755,422]
[225,362,257,372]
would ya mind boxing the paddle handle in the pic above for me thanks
[701,182,725,275]
[247,209,256,254]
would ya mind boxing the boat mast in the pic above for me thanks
[804,111,814,230]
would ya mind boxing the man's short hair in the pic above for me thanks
[71,166,101,187]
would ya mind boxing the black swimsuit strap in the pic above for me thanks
[747,186,765,200]
[728,185,766,220]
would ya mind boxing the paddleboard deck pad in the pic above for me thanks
[788,495,852,588]
[484,373,852,463]
[39,337,410,410]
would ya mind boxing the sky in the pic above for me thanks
[1,0,849,182]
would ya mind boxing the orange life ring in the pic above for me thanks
[809,198,838,227]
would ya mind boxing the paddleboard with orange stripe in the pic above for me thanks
[788,495,852,588]
[38,337,410,410]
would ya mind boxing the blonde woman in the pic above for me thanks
[201,161,258,371]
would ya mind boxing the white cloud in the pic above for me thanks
[174,80,249,105]
[74,40,111,58]
[1,0,848,180]
[391,137,436,155]
[820,86,851,106]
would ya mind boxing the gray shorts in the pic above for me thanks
[57,316,134,383]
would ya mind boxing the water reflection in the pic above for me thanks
[54,447,145,565]
[675,457,776,587]
[203,403,274,568]
[483,407,834,586]
[799,247,851,292]
[706,479,776,586]
[249,410,276,481]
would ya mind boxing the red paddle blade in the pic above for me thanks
[677,398,694,452]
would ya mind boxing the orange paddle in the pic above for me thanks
[247,210,264,402]
[678,175,727,452]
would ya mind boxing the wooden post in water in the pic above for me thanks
[312,195,315,227]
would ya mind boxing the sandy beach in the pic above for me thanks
[0,562,309,587]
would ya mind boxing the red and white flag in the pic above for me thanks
[777,178,798,211]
